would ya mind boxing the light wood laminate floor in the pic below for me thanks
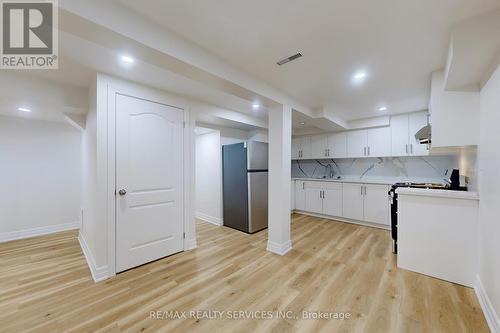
[0,214,488,332]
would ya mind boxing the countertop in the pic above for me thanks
[291,177,446,186]
[396,187,479,200]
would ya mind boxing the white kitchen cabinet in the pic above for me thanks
[310,135,329,158]
[291,180,295,211]
[327,133,347,158]
[347,130,367,158]
[322,183,343,217]
[390,111,429,157]
[409,112,429,156]
[292,136,311,159]
[295,180,306,211]
[347,128,391,158]
[367,127,391,157]
[310,133,346,159]
[342,183,364,221]
[305,186,323,214]
[391,114,410,156]
[363,184,390,225]
[302,181,343,217]
[342,182,390,225]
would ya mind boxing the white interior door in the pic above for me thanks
[116,94,184,273]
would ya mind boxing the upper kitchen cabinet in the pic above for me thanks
[429,71,479,148]
[347,130,368,158]
[391,111,429,157]
[302,132,347,159]
[347,127,391,158]
[327,132,347,158]
[292,136,311,159]
[366,127,391,157]
[310,134,329,158]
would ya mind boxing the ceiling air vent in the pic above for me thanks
[277,53,303,66]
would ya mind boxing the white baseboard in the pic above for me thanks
[267,240,292,256]
[0,221,81,243]
[294,211,390,231]
[196,212,222,226]
[78,233,109,283]
[475,275,500,333]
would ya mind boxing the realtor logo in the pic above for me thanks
[1,0,58,69]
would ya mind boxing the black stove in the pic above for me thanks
[388,182,450,254]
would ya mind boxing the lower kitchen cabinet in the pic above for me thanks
[363,184,390,225]
[295,180,390,227]
[305,187,323,214]
[343,183,390,225]
[304,182,342,216]
[295,180,306,211]
[322,185,343,217]
[342,183,364,221]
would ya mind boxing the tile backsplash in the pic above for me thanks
[291,155,462,184]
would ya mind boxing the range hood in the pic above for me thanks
[415,125,431,144]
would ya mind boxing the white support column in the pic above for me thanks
[267,104,292,255]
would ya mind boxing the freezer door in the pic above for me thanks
[246,141,268,171]
[248,171,268,233]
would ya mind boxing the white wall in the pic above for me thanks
[0,115,81,240]
[195,130,222,225]
[478,65,500,327]
[79,78,101,269]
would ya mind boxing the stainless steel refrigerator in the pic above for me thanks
[222,141,268,233]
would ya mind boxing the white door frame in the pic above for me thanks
[105,83,195,277]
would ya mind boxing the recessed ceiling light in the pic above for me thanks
[378,106,388,111]
[120,55,135,64]
[18,107,31,112]
[352,70,368,84]
[252,103,260,110]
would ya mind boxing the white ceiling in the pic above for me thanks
[119,0,500,120]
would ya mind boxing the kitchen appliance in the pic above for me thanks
[449,169,460,190]
[415,124,431,145]
[388,182,450,254]
[222,141,268,233]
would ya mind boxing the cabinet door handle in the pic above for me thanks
[303,182,305,190]
[361,186,363,195]
[410,144,413,154]
[406,144,408,154]
[364,147,367,156]
[364,186,367,195]
[368,146,370,156]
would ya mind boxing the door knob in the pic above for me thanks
[118,189,127,196]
